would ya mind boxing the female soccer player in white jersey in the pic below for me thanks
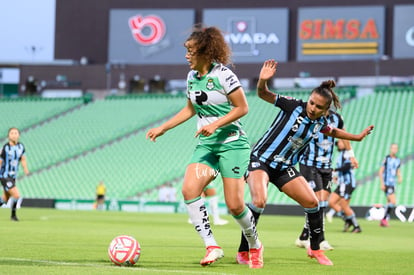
[236,59,373,266]
[146,25,263,269]
[0,127,29,221]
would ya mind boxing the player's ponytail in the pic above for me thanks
[313,80,342,110]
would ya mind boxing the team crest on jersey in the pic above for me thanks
[206,78,215,90]
[313,123,322,134]
[312,123,323,138]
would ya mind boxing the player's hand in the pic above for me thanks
[350,157,359,169]
[357,125,374,141]
[146,127,166,142]
[195,124,218,138]
[259,59,278,81]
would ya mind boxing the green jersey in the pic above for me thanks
[186,63,248,144]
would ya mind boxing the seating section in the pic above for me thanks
[20,118,198,199]
[15,88,414,207]
[0,98,84,139]
[20,95,186,172]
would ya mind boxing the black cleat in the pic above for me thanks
[351,226,362,233]
[11,216,19,222]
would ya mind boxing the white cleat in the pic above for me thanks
[320,240,334,251]
[295,238,310,249]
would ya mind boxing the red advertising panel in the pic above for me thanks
[108,9,195,64]
[297,6,385,61]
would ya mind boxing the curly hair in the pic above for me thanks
[186,25,232,65]
[312,80,342,110]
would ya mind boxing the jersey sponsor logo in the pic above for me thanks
[273,155,290,165]
[316,156,330,163]
[317,139,333,152]
[288,136,304,150]
[251,162,261,168]
[225,75,238,87]
[128,14,166,46]
[195,90,208,105]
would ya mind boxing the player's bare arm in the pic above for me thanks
[257,59,278,104]
[146,99,195,142]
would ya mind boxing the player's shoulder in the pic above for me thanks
[211,63,235,75]
[329,110,343,119]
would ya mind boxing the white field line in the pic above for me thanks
[1,257,238,275]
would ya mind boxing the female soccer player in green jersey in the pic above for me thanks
[146,25,263,269]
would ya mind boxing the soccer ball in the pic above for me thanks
[108,235,141,266]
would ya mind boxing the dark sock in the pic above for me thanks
[307,210,322,251]
[319,207,326,242]
[11,198,18,217]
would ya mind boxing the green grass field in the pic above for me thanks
[0,207,412,275]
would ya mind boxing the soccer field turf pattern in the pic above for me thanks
[0,208,412,275]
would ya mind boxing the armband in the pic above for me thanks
[344,149,355,158]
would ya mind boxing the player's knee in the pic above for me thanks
[302,198,319,209]
[226,203,245,216]
[251,196,267,209]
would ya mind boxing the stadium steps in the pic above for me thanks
[19,94,187,174]
[0,97,85,140]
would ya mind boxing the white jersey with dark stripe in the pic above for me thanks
[0,142,26,179]
[186,63,246,144]
[300,110,344,169]
[252,95,328,170]
[381,155,401,187]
